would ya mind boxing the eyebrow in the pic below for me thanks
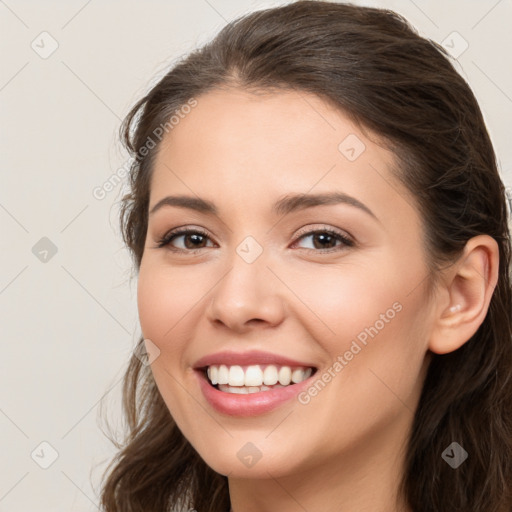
[149,192,379,222]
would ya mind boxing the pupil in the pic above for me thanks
[315,233,334,249]
[186,234,204,248]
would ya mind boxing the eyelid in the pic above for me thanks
[155,223,355,253]
[155,226,213,250]
[293,223,354,243]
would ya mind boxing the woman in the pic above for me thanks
[99,1,512,511]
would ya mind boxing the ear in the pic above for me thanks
[428,235,500,355]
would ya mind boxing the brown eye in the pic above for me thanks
[293,228,354,252]
[157,229,214,252]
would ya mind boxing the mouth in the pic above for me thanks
[192,350,319,416]
[199,364,317,394]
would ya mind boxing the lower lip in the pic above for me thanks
[195,370,315,417]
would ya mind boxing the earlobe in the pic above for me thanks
[428,235,499,355]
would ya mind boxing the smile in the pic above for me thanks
[205,364,314,393]
[192,350,319,416]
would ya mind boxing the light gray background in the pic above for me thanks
[1,0,511,510]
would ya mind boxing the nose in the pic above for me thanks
[205,249,286,334]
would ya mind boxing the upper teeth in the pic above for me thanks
[206,364,313,387]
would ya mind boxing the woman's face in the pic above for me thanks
[137,88,435,479]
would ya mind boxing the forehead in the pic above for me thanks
[150,88,416,225]
[156,88,369,166]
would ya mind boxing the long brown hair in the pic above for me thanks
[98,2,512,510]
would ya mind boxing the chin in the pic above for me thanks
[188,436,307,480]
[201,454,289,479]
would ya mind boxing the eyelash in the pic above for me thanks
[155,226,354,254]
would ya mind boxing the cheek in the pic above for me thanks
[297,257,429,393]
[137,259,200,339]
[137,265,166,342]
[288,261,403,348]
[136,261,202,430]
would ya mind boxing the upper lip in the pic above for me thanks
[193,350,317,369]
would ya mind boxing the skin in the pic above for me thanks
[137,88,499,512]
